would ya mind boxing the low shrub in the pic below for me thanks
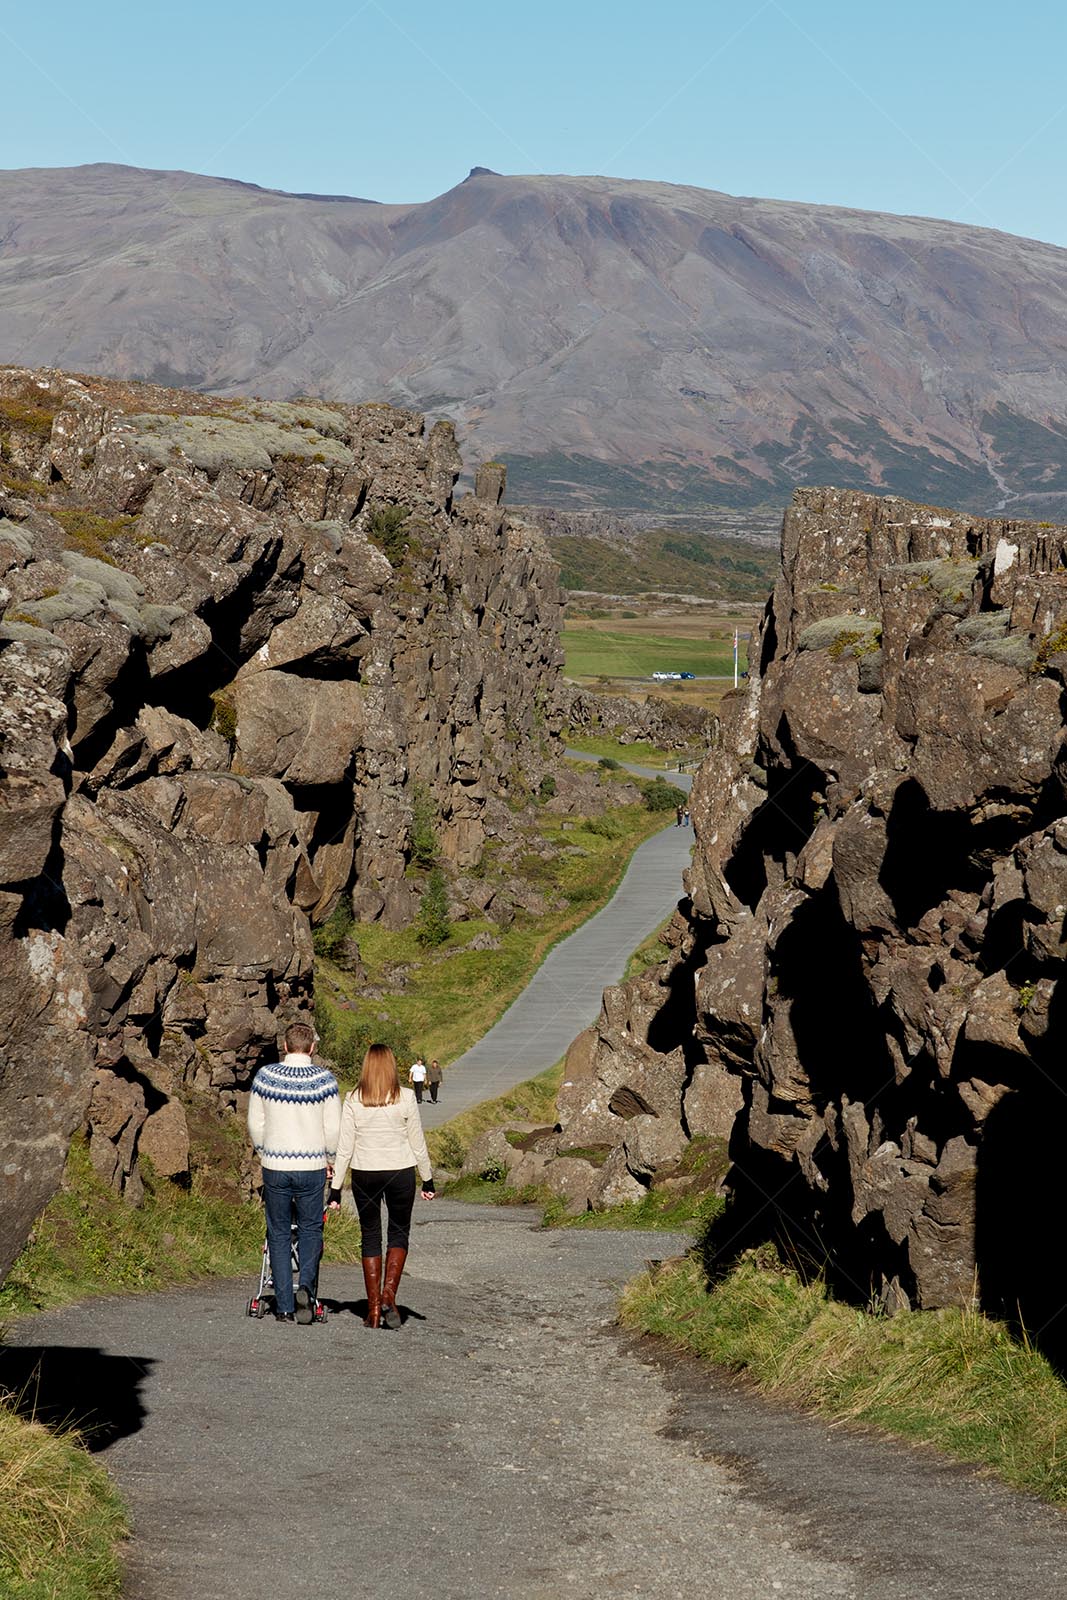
[641,776,687,813]
[312,899,355,959]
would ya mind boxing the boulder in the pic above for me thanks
[138,1101,191,1180]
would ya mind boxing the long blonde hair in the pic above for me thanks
[358,1044,401,1107]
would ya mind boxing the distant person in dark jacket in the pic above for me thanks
[427,1058,443,1103]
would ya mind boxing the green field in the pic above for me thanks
[563,626,736,680]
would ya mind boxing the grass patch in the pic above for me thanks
[621,1248,1067,1504]
[0,396,56,440]
[549,1187,724,1233]
[625,914,674,979]
[0,468,47,497]
[426,1062,564,1169]
[0,1403,127,1599]
[563,625,734,680]
[0,1133,361,1318]
[317,801,669,1071]
[437,1175,553,1207]
[48,507,139,563]
[564,731,681,768]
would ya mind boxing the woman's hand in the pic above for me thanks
[420,1189,436,1201]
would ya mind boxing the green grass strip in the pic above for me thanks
[621,1252,1067,1503]
[0,1135,361,1318]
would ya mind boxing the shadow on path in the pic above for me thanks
[319,1297,426,1326]
[0,1344,154,1450]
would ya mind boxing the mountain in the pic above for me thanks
[3,163,1067,513]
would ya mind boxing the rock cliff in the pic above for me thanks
[546,488,1067,1332]
[0,367,563,1280]
[562,684,716,756]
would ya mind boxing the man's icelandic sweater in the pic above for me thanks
[247,1053,341,1172]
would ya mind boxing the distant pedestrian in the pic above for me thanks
[427,1058,443,1104]
[328,1045,435,1329]
[247,1020,340,1324]
[675,804,684,827]
[409,1055,427,1102]
[683,806,691,827]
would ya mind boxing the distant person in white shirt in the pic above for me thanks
[408,1055,428,1102]
[328,1045,435,1328]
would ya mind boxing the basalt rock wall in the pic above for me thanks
[562,683,717,754]
[549,488,1067,1328]
[0,368,564,1280]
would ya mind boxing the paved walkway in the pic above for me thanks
[421,757,694,1128]
[10,1201,1067,1599]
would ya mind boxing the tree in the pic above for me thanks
[415,868,451,948]
[409,786,439,868]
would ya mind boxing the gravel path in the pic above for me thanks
[11,1200,1067,1599]
[421,757,693,1129]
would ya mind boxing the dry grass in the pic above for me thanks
[0,1402,127,1598]
[48,506,139,561]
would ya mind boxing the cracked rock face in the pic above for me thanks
[551,487,1067,1327]
[0,368,564,1280]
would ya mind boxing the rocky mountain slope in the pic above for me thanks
[0,366,573,1281]
[3,165,1067,514]
[538,488,1067,1340]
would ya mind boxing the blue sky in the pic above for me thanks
[2,0,1065,245]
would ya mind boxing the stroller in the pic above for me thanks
[246,1205,328,1323]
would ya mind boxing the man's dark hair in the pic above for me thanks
[285,1021,316,1054]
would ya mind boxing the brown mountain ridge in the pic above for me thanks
[3,163,1067,513]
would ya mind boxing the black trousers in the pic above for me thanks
[350,1168,416,1255]
[428,1082,439,1103]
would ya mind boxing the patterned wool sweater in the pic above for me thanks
[247,1053,341,1171]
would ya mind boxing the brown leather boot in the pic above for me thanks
[380,1246,407,1329]
[361,1256,382,1328]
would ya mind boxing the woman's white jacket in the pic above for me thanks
[333,1086,433,1184]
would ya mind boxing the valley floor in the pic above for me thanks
[12,1200,1067,1599]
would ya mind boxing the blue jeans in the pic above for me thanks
[262,1167,326,1314]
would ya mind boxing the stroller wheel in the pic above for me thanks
[246,1297,258,1318]
[255,1297,271,1320]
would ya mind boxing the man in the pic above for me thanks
[247,1020,340,1324]
[427,1058,443,1104]
[408,1055,427,1102]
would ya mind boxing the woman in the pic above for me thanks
[426,1058,444,1104]
[328,1044,435,1328]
